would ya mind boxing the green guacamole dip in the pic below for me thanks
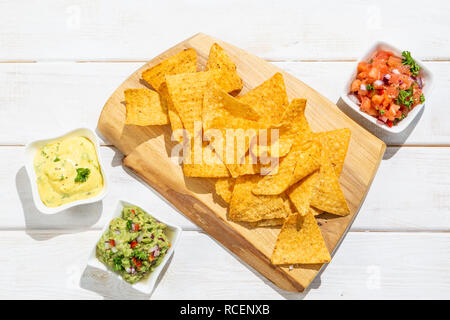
[96,206,170,284]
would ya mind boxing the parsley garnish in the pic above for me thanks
[396,87,414,109]
[133,250,147,260]
[74,168,90,183]
[420,94,425,103]
[379,109,385,115]
[53,157,60,162]
[402,51,420,76]
[127,220,133,231]
[113,256,123,271]
[366,83,374,91]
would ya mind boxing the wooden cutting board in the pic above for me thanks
[97,33,386,292]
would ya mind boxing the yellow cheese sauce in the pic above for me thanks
[33,136,104,207]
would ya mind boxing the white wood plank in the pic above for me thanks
[2,146,450,231]
[0,230,448,299]
[0,61,448,145]
[0,0,449,61]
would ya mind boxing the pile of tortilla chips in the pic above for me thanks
[124,43,352,266]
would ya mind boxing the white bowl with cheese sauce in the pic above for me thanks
[24,128,109,214]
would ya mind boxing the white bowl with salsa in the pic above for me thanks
[25,128,109,214]
[341,41,434,133]
[86,200,182,295]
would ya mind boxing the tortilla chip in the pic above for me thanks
[215,178,235,203]
[226,153,261,178]
[238,72,289,126]
[315,128,351,176]
[229,175,290,222]
[142,48,197,93]
[166,71,214,139]
[309,147,350,216]
[124,88,168,126]
[253,141,321,195]
[202,80,260,134]
[206,43,243,94]
[182,140,230,178]
[251,99,311,158]
[271,210,331,265]
[157,82,184,142]
[310,206,323,216]
[287,174,316,216]
[249,218,285,228]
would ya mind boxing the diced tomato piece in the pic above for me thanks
[387,56,402,67]
[386,120,393,128]
[358,61,370,73]
[361,97,371,112]
[372,94,384,106]
[109,239,115,247]
[382,96,391,108]
[357,71,368,80]
[368,67,381,80]
[398,64,411,76]
[385,87,398,99]
[375,50,393,61]
[134,223,140,231]
[130,240,138,249]
[361,97,378,116]
[351,79,361,92]
[132,257,142,267]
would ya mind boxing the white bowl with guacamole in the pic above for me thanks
[25,128,109,214]
[86,200,182,294]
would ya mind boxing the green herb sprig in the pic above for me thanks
[74,168,90,183]
[402,51,420,76]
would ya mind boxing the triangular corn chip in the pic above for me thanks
[309,147,350,216]
[251,99,311,157]
[271,210,331,265]
[229,175,290,222]
[141,49,197,133]
[182,140,230,178]
[287,174,316,216]
[315,128,351,176]
[238,72,289,126]
[166,71,214,139]
[124,88,168,126]
[215,177,235,203]
[253,141,321,195]
[206,43,243,95]
[142,48,197,94]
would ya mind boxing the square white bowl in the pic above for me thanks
[341,41,434,133]
[86,200,182,295]
[24,127,109,214]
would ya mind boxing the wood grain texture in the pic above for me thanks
[97,33,385,291]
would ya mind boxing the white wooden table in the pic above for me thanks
[1,0,450,299]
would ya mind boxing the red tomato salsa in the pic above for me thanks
[349,50,425,127]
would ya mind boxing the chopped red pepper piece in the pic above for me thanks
[130,240,138,249]
[132,257,142,267]
[387,120,393,128]
[134,223,140,231]
[109,239,115,247]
